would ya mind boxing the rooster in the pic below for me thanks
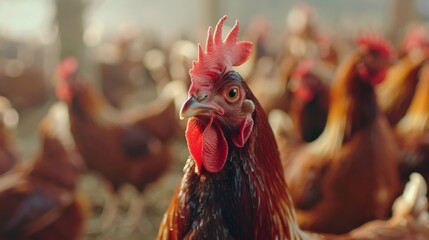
[0,96,19,175]
[55,57,180,228]
[283,34,402,234]
[158,16,299,239]
[0,102,86,240]
[377,26,429,125]
[158,16,429,240]
[395,61,429,187]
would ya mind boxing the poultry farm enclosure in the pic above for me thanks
[0,0,428,239]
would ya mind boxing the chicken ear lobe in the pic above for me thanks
[232,115,254,148]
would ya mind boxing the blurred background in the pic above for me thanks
[0,0,427,239]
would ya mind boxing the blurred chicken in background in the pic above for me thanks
[286,58,332,142]
[0,102,86,240]
[395,61,429,190]
[377,23,429,126]
[55,57,182,230]
[283,34,402,234]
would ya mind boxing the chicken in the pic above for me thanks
[269,59,331,165]
[0,96,19,175]
[287,59,331,142]
[377,26,429,125]
[55,57,180,227]
[158,16,299,239]
[283,34,402,234]
[0,102,86,240]
[158,16,428,240]
[395,61,429,187]
[399,23,429,58]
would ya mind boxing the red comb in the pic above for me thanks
[292,59,314,80]
[55,57,78,101]
[357,33,395,59]
[189,16,253,87]
[56,57,78,81]
[401,24,429,54]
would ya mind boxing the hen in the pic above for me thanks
[269,59,331,164]
[282,34,402,234]
[0,96,19,175]
[377,26,429,125]
[0,102,86,240]
[287,59,331,142]
[55,57,180,227]
[158,16,428,240]
[395,61,429,187]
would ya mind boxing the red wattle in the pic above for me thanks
[185,117,228,174]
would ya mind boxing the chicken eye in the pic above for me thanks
[226,87,239,102]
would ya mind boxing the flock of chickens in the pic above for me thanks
[0,3,428,240]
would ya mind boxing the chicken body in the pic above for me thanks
[377,50,427,125]
[395,61,429,187]
[283,40,402,234]
[287,59,332,142]
[0,102,86,240]
[56,58,178,193]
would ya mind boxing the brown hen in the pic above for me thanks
[377,25,429,125]
[395,61,429,188]
[55,57,181,228]
[283,34,402,234]
[0,102,86,240]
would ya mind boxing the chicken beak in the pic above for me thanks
[179,97,218,120]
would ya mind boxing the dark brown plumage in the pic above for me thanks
[283,34,402,234]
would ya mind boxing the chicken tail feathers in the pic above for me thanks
[392,172,428,220]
